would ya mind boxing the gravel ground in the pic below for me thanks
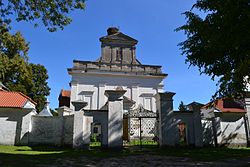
[40,154,250,167]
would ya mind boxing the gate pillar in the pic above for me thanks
[105,89,126,148]
[188,102,203,147]
[72,101,93,149]
[155,92,175,147]
[245,92,250,146]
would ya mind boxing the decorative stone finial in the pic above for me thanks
[38,98,53,116]
[107,27,119,35]
[116,86,123,90]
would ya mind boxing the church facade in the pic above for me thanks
[68,27,166,112]
[67,27,167,140]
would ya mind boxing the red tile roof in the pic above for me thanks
[203,98,245,113]
[0,90,36,108]
[60,90,71,97]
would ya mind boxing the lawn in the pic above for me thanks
[0,145,249,167]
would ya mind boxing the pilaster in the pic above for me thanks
[98,83,106,109]
[131,85,139,107]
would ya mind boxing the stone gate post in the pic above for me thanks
[188,102,203,147]
[105,89,126,148]
[72,101,92,149]
[73,110,85,148]
[245,93,250,146]
[155,92,176,147]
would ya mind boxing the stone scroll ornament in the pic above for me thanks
[126,104,158,118]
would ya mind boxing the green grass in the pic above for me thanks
[126,140,158,146]
[90,141,101,147]
[0,145,64,155]
[0,145,249,167]
[0,145,137,167]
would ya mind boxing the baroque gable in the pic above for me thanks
[68,27,167,111]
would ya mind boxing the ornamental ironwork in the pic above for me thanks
[129,118,157,139]
[126,105,158,118]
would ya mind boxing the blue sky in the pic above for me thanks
[11,0,217,110]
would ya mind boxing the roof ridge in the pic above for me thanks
[17,92,37,105]
[99,32,138,43]
[60,89,71,97]
[0,91,36,108]
[202,98,245,113]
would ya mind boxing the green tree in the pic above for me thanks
[176,0,250,99]
[0,28,50,111]
[178,101,187,112]
[0,0,85,110]
[29,63,50,111]
[0,0,85,32]
[0,26,32,94]
[0,55,33,94]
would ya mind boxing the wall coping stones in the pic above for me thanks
[155,92,176,101]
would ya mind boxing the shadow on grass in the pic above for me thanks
[0,152,101,167]
[0,145,250,167]
[0,145,132,167]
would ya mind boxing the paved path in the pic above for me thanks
[44,154,250,167]
[98,155,250,167]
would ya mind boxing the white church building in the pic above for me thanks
[68,27,167,112]
[66,27,167,140]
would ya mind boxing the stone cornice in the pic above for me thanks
[68,70,167,79]
[68,60,167,78]
[72,60,163,68]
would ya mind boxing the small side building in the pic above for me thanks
[0,85,37,145]
[58,89,71,108]
[201,98,248,147]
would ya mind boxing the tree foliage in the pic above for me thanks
[178,101,187,112]
[0,28,50,111]
[0,0,85,110]
[0,26,32,94]
[29,63,50,111]
[0,0,85,31]
[176,0,250,99]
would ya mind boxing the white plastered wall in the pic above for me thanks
[0,109,35,145]
[70,73,164,112]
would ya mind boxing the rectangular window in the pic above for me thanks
[93,127,98,134]
[78,91,94,110]
[84,95,92,110]
[116,47,122,61]
[143,97,152,111]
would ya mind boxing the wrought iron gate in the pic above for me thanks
[124,105,159,147]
